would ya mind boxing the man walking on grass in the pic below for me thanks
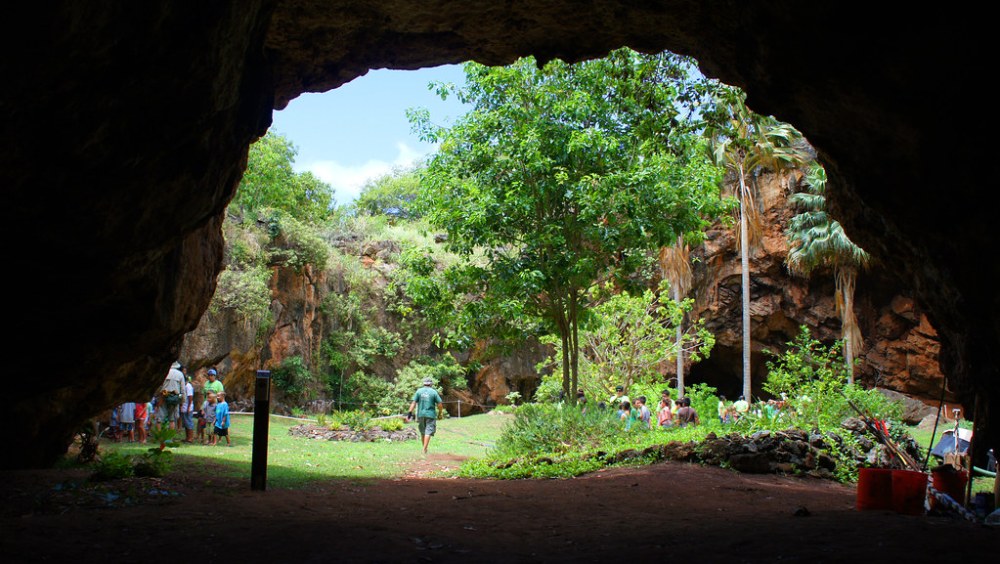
[409,378,443,454]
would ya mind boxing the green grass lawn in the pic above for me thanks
[100,413,510,488]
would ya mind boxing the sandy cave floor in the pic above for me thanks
[1,457,996,563]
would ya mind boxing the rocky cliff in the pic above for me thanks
[683,170,946,403]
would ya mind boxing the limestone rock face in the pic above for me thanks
[683,171,949,404]
[2,1,994,467]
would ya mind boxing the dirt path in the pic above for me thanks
[2,462,994,563]
[402,453,470,478]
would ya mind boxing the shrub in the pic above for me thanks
[378,417,404,432]
[271,356,315,399]
[379,355,467,415]
[492,403,620,459]
[209,264,272,320]
[340,410,373,431]
[91,451,135,481]
[763,326,903,430]
[266,212,330,271]
[133,450,173,478]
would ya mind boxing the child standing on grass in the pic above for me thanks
[200,392,217,444]
[109,406,120,442]
[135,400,148,444]
[213,392,231,446]
[119,401,136,442]
[635,396,651,429]
[658,397,673,427]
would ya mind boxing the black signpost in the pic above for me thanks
[251,370,271,491]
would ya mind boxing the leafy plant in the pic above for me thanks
[209,263,272,320]
[763,326,902,429]
[340,410,373,432]
[91,451,135,481]
[378,417,404,432]
[148,423,179,451]
[134,449,173,477]
[271,356,316,400]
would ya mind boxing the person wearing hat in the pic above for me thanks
[155,361,185,426]
[408,378,443,454]
[203,367,224,397]
[607,385,629,410]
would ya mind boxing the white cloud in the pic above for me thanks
[301,142,425,206]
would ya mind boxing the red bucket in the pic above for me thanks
[856,468,893,511]
[891,470,927,515]
[930,467,968,509]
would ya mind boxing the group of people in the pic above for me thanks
[106,361,231,446]
[605,386,701,430]
[716,395,786,424]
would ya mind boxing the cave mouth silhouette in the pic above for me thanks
[3,2,994,473]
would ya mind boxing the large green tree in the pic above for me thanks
[232,131,334,223]
[709,89,811,401]
[787,162,871,383]
[354,166,423,220]
[411,49,724,398]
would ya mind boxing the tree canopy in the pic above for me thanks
[410,49,725,397]
[231,132,334,223]
[354,166,423,220]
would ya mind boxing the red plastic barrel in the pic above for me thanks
[891,469,928,515]
[930,467,968,509]
[856,468,893,510]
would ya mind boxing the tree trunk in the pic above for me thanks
[673,282,685,397]
[739,166,752,401]
[838,267,859,385]
[555,304,571,400]
[569,293,579,398]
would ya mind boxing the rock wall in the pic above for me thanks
[683,171,947,403]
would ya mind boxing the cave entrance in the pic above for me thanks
[686,343,769,401]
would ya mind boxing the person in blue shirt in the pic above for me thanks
[213,391,231,446]
[408,378,443,454]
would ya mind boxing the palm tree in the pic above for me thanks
[659,235,692,396]
[710,90,811,400]
[786,162,871,383]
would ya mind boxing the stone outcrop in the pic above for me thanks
[681,171,949,403]
[2,2,994,468]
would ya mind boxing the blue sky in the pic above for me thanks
[270,64,469,206]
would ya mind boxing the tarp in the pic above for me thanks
[931,429,971,458]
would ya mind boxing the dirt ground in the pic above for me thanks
[2,456,995,563]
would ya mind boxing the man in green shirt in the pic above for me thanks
[203,368,224,397]
[409,378,443,454]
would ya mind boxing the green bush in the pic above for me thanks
[762,326,903,430]
[272,356,315,399]
[133,450,173,478]
[378,417,404,432]
[492,403,620,459]
[340,410,373,431]
[266,212,330,271]
[379,355,467,415]
[91,451,135,481]
[209,264,272,319]
[337,371,393,410]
